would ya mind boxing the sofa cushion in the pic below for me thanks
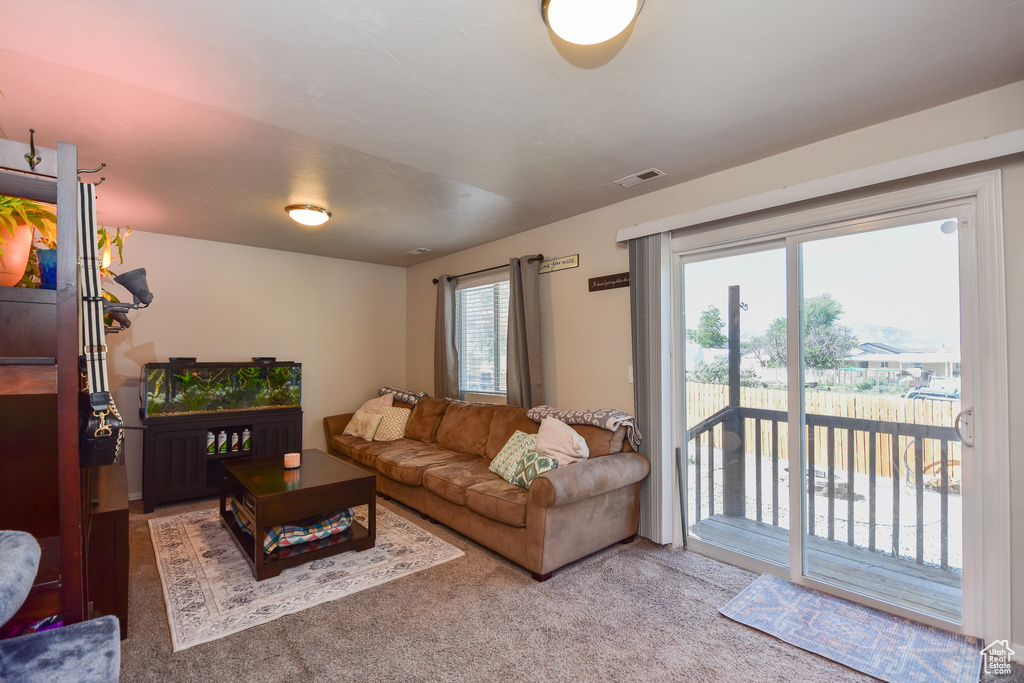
[435,401,495,456]
[332,434,401,468]
[376,444,475,487]
[465,479,529,527]
[423,458,500,506]
[343,410,382,440]
[404,397,450,443]
[484,405,539,458]
[510,451,559,488]
[374,406,412,442]
[488,430,537,482]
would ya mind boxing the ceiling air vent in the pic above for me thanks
[613,168,667,188]
[407,247,432,255]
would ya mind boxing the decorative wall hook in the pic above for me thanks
[25,129,41,170]
[78,163,106,175]
[95,177,106,186]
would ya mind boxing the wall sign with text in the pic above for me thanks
[538,254,579,274]
[588,272,630,292]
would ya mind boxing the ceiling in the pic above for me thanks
[3,1,1023,267]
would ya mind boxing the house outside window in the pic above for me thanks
[456,275,509,397]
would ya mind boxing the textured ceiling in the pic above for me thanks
[3,0,1023,266]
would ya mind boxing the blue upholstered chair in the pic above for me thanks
[0,530,120,682]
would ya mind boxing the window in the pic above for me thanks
[456,276,509,395]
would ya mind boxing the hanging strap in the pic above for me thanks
[78,182,111,404]
[77,182,124,465]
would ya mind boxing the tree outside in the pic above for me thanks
[750,293,858,375]
[692,306,728,349]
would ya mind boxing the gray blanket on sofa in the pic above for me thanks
[527,405,642,451]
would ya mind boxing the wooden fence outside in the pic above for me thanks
[686,383,962,479]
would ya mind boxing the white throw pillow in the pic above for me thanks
[343,410,383,440]
[535,417,589,467]
[358,393,394,415]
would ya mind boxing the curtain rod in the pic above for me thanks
[432,254,543,284]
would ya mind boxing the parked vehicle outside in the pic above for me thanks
[903,387,960,401]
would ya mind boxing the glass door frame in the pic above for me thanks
[785,204,971,628]
[671,171,1010,642]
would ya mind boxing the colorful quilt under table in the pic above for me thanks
[229,501,355,554]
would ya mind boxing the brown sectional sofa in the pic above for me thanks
[323,397,650,580]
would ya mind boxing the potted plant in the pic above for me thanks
[1,191,131,289]
[30,223,130,290]
[0,195,56,287]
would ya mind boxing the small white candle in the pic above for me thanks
[284,452,301,469]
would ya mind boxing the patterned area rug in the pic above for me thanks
[149,505,463,651]
[720,574,981,683]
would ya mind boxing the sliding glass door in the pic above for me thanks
[678,205,974,629]
[682,246,790,568]
[794,215,965,622]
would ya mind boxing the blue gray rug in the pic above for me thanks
[720,574,981,683]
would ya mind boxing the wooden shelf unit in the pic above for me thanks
[0,139,127,636]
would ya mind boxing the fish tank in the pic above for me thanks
[142,360,301,419]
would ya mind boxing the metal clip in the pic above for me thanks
[94,410,112,438]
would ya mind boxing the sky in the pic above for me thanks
[682,219,962,349]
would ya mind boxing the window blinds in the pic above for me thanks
[456,279,510,394]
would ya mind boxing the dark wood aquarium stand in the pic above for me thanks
[143,407,302,512]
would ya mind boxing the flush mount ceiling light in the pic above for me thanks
[541,0,643,45]
[285,204,331,226]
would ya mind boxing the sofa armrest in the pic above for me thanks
[528,451,651,509]
[322,413,355,449]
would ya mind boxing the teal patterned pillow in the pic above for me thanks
[510,452,558,489]
[489,431,537,481]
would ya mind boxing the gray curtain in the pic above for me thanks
[629,233,672,544]
[506,255,543,408]
[434,274,459,399]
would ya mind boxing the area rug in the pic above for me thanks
[149,505,463,651]
[720,574,981,683]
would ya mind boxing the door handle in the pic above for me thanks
[954,407,974,447]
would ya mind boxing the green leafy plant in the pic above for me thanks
[96,226,131,277]
[228,367,267,409]
[176,372,209,413]
[263,366,299,406]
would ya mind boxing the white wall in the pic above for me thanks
[406,224,635,413]
[405,80,1024,645]
[106,232,406,499]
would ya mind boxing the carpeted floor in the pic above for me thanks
[121,497,1019,682]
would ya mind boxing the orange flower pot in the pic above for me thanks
[0,221,33,287]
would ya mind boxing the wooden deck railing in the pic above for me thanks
[686,406,960,570]
[686,383,961,479]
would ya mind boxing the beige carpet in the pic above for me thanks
[149,505,463,651]
[122,498,1014,682]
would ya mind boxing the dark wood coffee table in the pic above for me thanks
[219,448,376,581]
